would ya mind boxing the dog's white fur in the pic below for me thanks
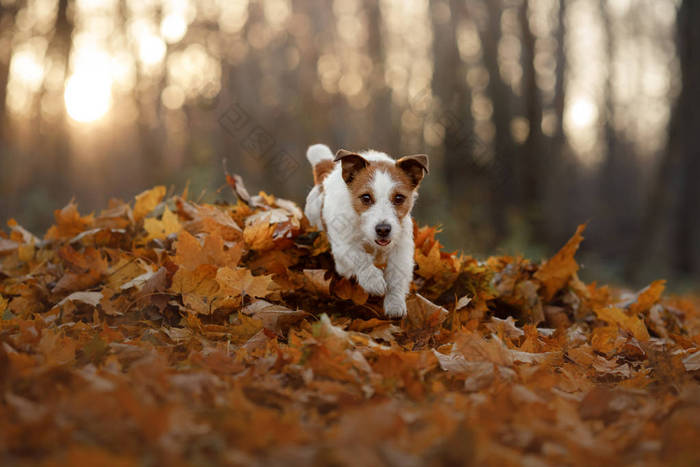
[304,144,423,318]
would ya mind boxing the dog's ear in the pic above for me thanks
[396,154,429,188]
[335,149,368,184]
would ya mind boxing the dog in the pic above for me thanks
[304,144,428,318]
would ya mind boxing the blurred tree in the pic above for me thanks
[39,0,73,202]
[671,0,700,275]
[366,0,397,152]
[479,0,515,245]
[632,0,700,279]
[430,0,472,202]
[519,0,546,240]
[0,2,19,142]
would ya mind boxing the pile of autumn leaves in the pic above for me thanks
[1,177,700,466]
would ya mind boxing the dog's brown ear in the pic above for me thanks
[335,149,368,184]
[396,154,429,187]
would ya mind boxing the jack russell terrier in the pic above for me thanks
[304,144,428,318]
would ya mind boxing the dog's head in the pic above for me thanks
[334,149,428,248]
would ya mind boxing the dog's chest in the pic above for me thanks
[363,242,389,269]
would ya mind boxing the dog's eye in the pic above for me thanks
[359,194,373,205]
[393,194,406,205]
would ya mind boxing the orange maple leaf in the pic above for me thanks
[534,223,586,301]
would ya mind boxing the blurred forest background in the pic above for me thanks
[0,0,698,290]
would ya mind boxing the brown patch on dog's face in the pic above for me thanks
[345,160,418,220]
[347,165,376,215]
[383,161,418,220]
[334,149,368,184]
[337,151,429,248]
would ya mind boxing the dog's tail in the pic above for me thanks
[306,144,334,166]
[306,144,335,185]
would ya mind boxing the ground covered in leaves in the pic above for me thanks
[1,177,700,466]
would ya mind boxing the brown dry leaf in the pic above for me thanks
[7,218,40,244]
[38,329,77,366]
[404,293,448,331]
[241,300,309,332]
[243,218,277,251]
[185,204,243,241]
[332,277,369,305]
[0,237,18,256]
[534,224,586,301]
[45,201,94,240]
[173,230,243,271]
[591,325,624,355]
[683,350,700,371]
[628,280,666,315]
[2,179,700,466]
[133,185,166,221]
[226,172,252,205]
[216,266,275,300]
[53,246,108,293]
[302,269,332,295]
[94,199,132,229]
[105,258,151,290]
[595,306,650,342]
[415,241,449,280]
[57,291,103,307]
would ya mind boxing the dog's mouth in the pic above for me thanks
[375,238,391,247]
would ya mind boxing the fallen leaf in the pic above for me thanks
[241,300,309,332]
[534,224,586,301]
[133,185,166,221]
[628,280,666,315]
[58,291,103,307]
[216,266,275,300]
[143,207,182,241]
[595,307,650,342]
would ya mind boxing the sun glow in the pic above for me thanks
[567,97,598,129]
[64,71,112,123]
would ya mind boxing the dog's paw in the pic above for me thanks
[356,266,386,296]
[383,294,407,319]
[334,260,353,279]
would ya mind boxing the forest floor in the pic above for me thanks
[1,176,700,466]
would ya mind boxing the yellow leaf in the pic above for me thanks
[629,280,666,315]
[594,307,650,342]
[216,266,274,299]
[143,207,182,241]
[18,244,35,263]
[415,242,444,279]
[0,295,7,314]
[133,185,166,221]
[105,257,151,289]
[243,219,277,251]
[534,224,586,301]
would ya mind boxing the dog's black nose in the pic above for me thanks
[375,223,391,238]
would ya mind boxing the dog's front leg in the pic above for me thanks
[382,233,414,318]
[331,244,386,296]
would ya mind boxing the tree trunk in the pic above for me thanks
[366,0,397,152]
[519,0,546,239]
[0,3,17,142]
[672,0,700,274]
[40,0,73,200]
[480,0,515,244]
[553,0,567,145]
